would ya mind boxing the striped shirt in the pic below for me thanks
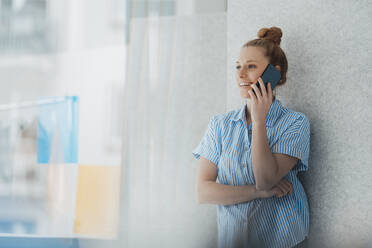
[192,98,310,248]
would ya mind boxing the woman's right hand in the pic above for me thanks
[257,179,293,198]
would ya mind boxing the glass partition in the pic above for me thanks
[0,0,126,243]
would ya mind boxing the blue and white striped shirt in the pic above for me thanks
[192,98,310,248]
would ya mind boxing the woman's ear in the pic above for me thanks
[275,65,281,72]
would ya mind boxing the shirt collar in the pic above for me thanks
[230,98,282,127]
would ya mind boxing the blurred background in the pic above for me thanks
[0,0,125,241]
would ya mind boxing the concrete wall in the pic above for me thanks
[227,1,372,247]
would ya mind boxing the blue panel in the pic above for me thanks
[0,220,35,234]
[37,96,79,164]
[0,237,118,248]
[0,237,78,248]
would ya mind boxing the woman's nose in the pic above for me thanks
[238,66,247,77]
[239,70,247,78]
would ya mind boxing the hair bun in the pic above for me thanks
[257,27,282,46]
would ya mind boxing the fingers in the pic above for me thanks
[283,180,293,195]
[247,89,257,104]
[276,182,287,197]
[257,77,267,99]
[267,82,273,99]
[251,77,271,102]
[273,187,283,197]
[250,82,262,101]
[275,180,293,197]
[283,179,293,194]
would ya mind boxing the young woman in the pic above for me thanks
[192,27,310,248]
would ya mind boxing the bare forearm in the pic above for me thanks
[197,181,262,205]
[251,122,278,190]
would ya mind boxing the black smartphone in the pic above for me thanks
[255,64,281,94]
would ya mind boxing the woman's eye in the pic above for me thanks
[236,65,255,70]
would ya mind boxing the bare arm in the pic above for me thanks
[251,123,299,191]
[251,123,279,191]
[196,156,262,205]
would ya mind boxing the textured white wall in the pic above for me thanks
[228,1,372,247]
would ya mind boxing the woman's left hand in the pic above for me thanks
[247,77,273,125]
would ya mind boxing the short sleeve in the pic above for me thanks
[192,116,221,166]
[271,114,310,173]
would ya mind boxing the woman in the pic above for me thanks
[192,27,310,248]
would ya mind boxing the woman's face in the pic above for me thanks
[235,46,269,99]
